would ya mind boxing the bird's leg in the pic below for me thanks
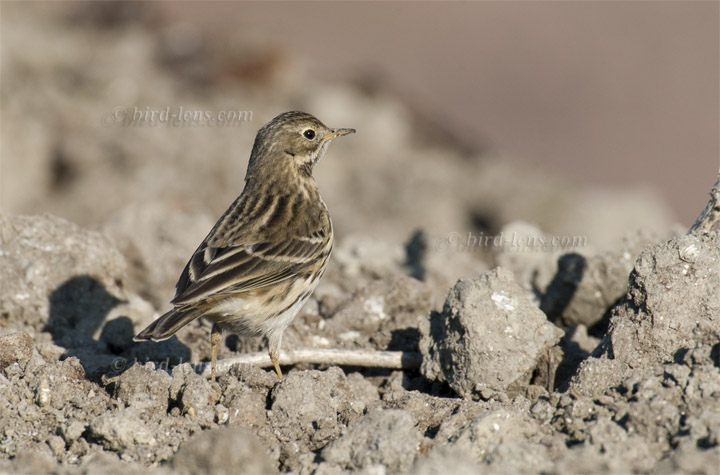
[210,323,221,383]
[546,347,555,393]
[269,349,283,379]
[267,331,284,379]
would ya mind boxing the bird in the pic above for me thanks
[134,111,355,382]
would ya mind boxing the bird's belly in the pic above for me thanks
[210,297,263,330]
[209,274,321,337]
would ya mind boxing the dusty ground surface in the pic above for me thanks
[1,4,718,474]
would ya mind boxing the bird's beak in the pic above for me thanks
[322,128,356,141]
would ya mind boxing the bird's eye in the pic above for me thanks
[303,129,316,140]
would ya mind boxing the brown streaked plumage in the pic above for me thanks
[134,111,355,381]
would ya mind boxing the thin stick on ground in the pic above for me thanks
[688,171,720,234]
[198,348,422,378]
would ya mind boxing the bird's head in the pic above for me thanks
[246,111,355,182]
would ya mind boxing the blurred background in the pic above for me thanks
[163,1,720,224]
[1,1,717,304]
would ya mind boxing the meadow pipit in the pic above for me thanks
[135,111,355,381]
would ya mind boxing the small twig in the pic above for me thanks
[688,171,720,234]
[198,348,423,378]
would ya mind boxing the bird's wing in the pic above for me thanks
[170,232,328,307]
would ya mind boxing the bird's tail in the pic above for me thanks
[133,308,201,342]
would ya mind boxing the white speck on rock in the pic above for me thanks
[311,335,330,347]
[364,296,387,321]
[338,331,361,342]
[491,291,515,312]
